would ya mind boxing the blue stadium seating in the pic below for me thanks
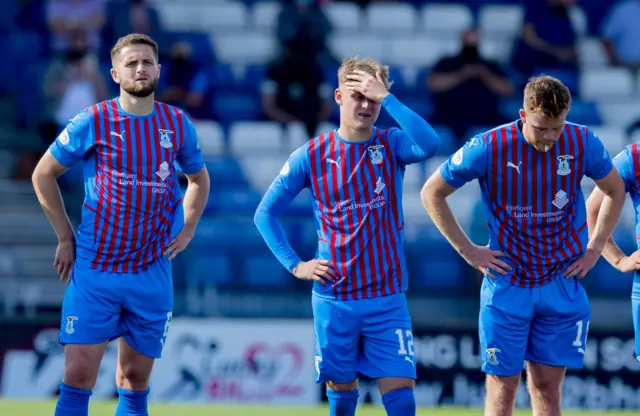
[244,255,289,287]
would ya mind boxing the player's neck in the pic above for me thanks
[118,92,154,116]
[337,125,373,143]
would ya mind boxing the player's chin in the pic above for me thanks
[354,114,376,127]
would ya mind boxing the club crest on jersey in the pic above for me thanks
[368,145,384,164]
[158,129,173,148]
[486,348,501,365]
[556,155,573,176]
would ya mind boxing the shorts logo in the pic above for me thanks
[159,129,173,148]
[314,355,322,375]
[486,348,501,365]
[557,155,573,176]
[65,316,78,334]
[368,145,384,165]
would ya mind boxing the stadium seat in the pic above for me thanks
[365,3,417,33]
[403,163,424,190]
[205,189,264,217]
[213,32,278,65]
[598,100,640,128]
[533,68,579,96]
[238,155,286,193]
[329,34,385,61]
[193,121,225,156]
[206,63,236,88]
[199,3,249,33]
[244,255,288,286]
[478,5,524,37]
[286,122,309,152]
[157,4,202,31]
[229,121,284,155]
[204,156,250,190]
[421,4,474,37]
[578,37,608,68]
[387,36,457,67]
[164,31,216,64]
[211,87,261,122]
[569,5,588,38]
[242,64,268,89]
[433,125,458,156]
[580,68,635,100]
[479,36,515,64]
[323,2,362,33]
[253,2,281,32]
[564,100,602,126]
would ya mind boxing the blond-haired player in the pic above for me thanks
[421,75,624,416]
[254,57,441,416]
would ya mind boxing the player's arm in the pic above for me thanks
[565,130,625,278]
[344,70,440,163]
[383,94,440,164]
[165,114,211,260]
[32,111,92,280]
[254,148,336,284]
[586,147,638,272]
[420,139,511,277]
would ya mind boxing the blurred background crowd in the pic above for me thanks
[0,0,639,325]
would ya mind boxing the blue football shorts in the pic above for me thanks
[632,297,640,368]
[59,255,173,359]
[312,292,417,383]
[479,274,590,376]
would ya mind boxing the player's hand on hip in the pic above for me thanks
[293,259,337,285]
[344,70,389,103]
[614,250,640,273]
[564,246,600,279]
[164,227,195,261]
[462,245,511,278]
[54,238,75,283]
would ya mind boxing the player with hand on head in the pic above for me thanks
[586,141,640,371]
[421,75,625,416]
[31,34,210,416]
[254,57,440,416]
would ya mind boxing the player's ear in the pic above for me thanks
[334,88,342,105]
[110,67,120,84]
[519,108,526,123]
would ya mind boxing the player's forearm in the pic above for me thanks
[254,194,303,273]
[421,186,474,256]
[182,169,210,235]
[588,191,625,253]
[382,94,440,157]
[31,171,74,242]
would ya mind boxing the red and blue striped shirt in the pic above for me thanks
[255,94,440,300]
[49,98,204,273]
[440,121,613,287]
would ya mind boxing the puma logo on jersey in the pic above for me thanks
[507,161,521,174]
[326,157,340,168]
[110,131,125,141]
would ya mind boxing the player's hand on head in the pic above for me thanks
[344,70,389,103]
[293,259,337,285]
[163,227,195,261]
[614,250,640,273]
[462,245,511,278]
[564,246,601,279]
[54,238,75,283]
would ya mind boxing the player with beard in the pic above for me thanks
[31,34,210,416]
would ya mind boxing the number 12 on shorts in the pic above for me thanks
[395,329,415,356]
[572,319,590,348]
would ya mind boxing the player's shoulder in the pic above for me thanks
[308,129,336,150]
[153,100,188,119]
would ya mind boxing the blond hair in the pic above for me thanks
[523,75,571,118]
[111,34,159,64]
[337,57,393,89]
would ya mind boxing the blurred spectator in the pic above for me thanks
[108,0,163,41]
[156,42,209,119]
[46,0,106,53]
[277,0,333,63]
[511,0,578,77]
[427,29,514,140]
[40,31,109,137]
[601,0,640,68]
[261,38,332,138]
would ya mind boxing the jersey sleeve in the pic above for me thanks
[612,146,637,193]
[270,145,311,198]
[584,128,613,181]
[439,135,487,188]
[48,110,93,167]
[176,113,205,175]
